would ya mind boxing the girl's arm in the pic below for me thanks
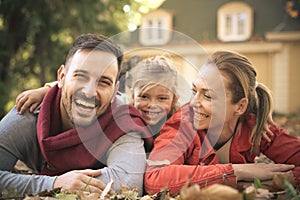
[16,81,57,114]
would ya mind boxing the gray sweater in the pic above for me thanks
[0,106,146,196]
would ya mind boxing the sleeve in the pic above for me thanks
[0,170,56,195]
[44,81,58,88]
[0,106,56,196]
[144,122,236,195]
[96,132,147,196]
[261,125,300,185]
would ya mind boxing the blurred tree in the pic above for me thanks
[0,0,163,118]
[285,0,300,22]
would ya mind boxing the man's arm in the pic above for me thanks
[0,170,56,195]
[97,132,147,195]
[0,106,55,195]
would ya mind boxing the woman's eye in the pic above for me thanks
[192,88,197,95]
[204,94,212,99]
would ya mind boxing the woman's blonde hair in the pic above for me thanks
[206,50,273,153]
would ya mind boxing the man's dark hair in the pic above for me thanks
[65,33,123,78]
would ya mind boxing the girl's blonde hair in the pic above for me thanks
[206,50,273,154]
[130,55,179,114]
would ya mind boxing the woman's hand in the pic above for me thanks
[262,114,277,142]
[232,163,295,182]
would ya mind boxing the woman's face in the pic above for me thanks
[190,65,239,131]
[132,84,177,125]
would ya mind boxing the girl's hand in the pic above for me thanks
[16,87,49,114]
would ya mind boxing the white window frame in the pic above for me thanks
[218,2,253,42]
[140,9,172,46]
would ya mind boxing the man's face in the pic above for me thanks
[58,50,119,128]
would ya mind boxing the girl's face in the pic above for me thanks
[190,68,241,132]
[132,85,177,125]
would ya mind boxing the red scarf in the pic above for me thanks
[37,85,153,175]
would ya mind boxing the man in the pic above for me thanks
[0,34,152,196]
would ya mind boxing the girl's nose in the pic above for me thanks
[147,99,158,108]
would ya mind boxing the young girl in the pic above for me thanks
[144,50,300,195]
[16,56,180,139]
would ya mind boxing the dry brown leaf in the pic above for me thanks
[200,184,243,200]
[272,171,295,190]
[179,184,202,200]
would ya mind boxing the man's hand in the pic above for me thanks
[53,169,110,194]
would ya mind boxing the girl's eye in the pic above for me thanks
[158,97,169,101]
[140,94,148,99]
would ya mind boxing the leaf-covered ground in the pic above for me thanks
[273,113,300,138]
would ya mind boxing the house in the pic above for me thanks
[119,0,300,114]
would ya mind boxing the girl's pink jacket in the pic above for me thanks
[144,104,300,194]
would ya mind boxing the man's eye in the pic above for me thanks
[99,80,112,86]
[74,73,86,79]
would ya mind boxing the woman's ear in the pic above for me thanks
[235,97,248,116]
[57,65,65,88]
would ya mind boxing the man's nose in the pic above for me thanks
[82,81,97,98]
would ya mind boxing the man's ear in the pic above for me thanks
[129,88,135,103]
[111,81,120,103]
[57,65,65,88]
[235,97,248,116]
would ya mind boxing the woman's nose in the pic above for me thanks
[190,93,202,107]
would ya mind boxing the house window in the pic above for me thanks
[140,9,172,46]
[218,2,253,42]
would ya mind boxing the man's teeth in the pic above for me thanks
[75,99,95,108]
[145,111,160,116]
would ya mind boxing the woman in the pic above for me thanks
[144,50,300,194]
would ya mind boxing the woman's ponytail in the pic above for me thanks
[250,82,273,153]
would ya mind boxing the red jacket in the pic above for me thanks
[144,104,300,194]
